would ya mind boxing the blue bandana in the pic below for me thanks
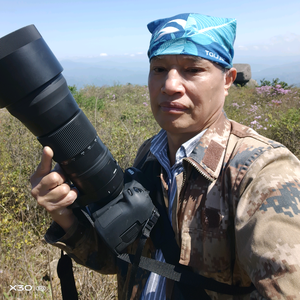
[147,13,237,68]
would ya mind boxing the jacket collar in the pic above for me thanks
[140,111,231,181]
[185,111,231,181]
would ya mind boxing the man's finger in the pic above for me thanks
[43,171,66,191]
[35,146,54,177]
[37,184,78,211]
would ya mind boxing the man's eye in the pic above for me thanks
[153,67,165,73]
[186,68,201,73]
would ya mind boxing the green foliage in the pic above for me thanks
[267,108,300,153]
[271,108,300,132]
[0,114,49,257]
[69,85,105,111]
[225,82,300,157]
[68,84,77,95]
[259,77,289,89]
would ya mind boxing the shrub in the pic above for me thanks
[225,82,300,157]
[259,78,290,89]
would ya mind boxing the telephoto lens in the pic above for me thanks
[0,25,124,207]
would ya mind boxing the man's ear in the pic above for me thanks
[224,68,237,96]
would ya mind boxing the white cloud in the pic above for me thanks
[237,45,248,51]
[269,33,300,44]
[99,53,108,56]
[235,33,300,56]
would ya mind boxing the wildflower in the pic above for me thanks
[256,86,272,94]
[249,105,259,113]
[271,99,282,105]
[143,102,148,107]
[232,103,239,108]
[256,85,290,96]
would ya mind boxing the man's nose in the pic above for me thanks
[161,69,184,95]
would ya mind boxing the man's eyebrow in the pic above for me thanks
[150,56,164,63]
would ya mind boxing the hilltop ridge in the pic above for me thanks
[60,55,300,88]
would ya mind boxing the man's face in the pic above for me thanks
[148,55,233,139]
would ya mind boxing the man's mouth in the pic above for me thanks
[159,101,188,113]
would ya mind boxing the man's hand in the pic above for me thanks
[31,146,78,232]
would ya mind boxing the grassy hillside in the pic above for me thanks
[0,82,299,299]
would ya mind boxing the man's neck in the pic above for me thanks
[167,132,199,166]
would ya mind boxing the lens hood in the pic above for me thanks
[0,25,62,108]
[0,25,124,206]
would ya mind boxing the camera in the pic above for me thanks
[0,25,157,255]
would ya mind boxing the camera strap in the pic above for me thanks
[57,250,78,300]
[117,154,256,299]
[123,209,160,300]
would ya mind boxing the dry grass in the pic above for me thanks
[0,109,119,300]
[0,239,117,299]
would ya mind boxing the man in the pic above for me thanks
[31,13,300,299]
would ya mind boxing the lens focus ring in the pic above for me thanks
[38,110,97,162]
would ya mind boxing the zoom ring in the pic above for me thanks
[38,110,97,162]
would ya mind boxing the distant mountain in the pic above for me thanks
[62,65,148,87]
[251,62,300,86]
[233,55,300,86]
[60,56,149,88]
[60,55,300,88]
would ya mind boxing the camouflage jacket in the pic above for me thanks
[45,112,300,299]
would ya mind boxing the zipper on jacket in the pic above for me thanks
[181,157,214,190]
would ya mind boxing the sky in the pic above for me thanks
[0,0,299,62]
